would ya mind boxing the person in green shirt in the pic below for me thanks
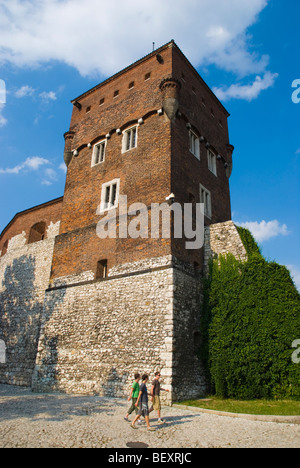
[124,373,140,421]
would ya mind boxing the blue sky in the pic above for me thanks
[0,0,299,289]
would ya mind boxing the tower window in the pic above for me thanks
[145,72,151,81]
[129,81,135,89]
[200,184,212,219]
[96,259,108,279]
[28,222,46,244]
[189,130,200,160]
[92,140,106,166]
[207,149,217,176]
[114,90,119,98]
[100,178,120,213]
[122,126,138,152]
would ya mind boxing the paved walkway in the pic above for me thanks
[0,385,299,448]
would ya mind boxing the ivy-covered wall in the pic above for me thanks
[201,227,300,400]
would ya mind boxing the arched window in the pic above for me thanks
[96,259,108,279]
[28,222,46,244]
[0,340,6,364]
[1,240,8,257]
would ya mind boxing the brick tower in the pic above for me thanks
[29,41,235,401]
[50,40,232,284]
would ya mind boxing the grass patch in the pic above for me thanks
[178,398,300,416]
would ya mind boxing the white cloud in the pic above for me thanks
[0,156,50,174]
[0,79,6,104]
[0,0,270,77]
[39,91,57,102]
[26,157,50,171]
[15,86,56,103]
[287,265,300,292]
[15,85,35,98]
[0,78,7,125]
[59,162,67,174]
[41,167,58,185]
[41,179,52,186]
[213,72,278,102]
[236,220,290,242]
[206,34,270,77]
[0,104,7,127]
[0,156,65,186]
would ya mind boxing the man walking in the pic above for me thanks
[124,373,140,422]
[131,374,155,431]
[150,372,170,424]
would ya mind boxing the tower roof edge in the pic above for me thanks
[71,39,230,117]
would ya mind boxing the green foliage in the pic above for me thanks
[179,398,300,416]
[236,225,262,257]
[201,229,300,400]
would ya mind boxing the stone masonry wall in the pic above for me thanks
[0,220,248,398]
[32,256,175,404]
[204,221,248,270]
[0,222,60,386]
[172,265,206,401]
[32,255,208,403]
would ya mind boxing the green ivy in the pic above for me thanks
[236,225,262,257]
[201,228,300,400]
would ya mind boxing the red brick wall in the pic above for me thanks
[51,41,233,280]
[61,115,172,234]
[51,45,174,280]
[60,44,174,234]
[0,198,63,254]
[51,112,173,280]
[170,45,232,266]
[171,45,232,222]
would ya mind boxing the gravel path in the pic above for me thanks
[0,385,299,448]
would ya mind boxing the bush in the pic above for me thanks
[201,228,300,400]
